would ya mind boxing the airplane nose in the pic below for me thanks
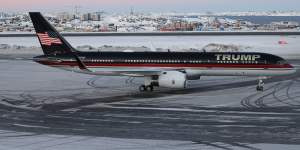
[284,63,294,69]
[285,63,297,74]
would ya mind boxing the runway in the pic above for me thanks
[0,59,300,149]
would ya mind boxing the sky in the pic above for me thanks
[1,0,300,13]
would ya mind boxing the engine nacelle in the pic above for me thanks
[158,71,187,88]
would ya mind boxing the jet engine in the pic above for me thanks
[158,71,187,88]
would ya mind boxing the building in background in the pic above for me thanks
[0,11,300,32]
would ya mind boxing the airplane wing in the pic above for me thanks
[120,71,162,77]
[91,68,184,77]
[117,68,185,77]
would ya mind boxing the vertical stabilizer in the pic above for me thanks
[29,12,75,55]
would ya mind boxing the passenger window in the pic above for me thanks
[48,57,61,61]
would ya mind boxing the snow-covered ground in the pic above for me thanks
[0,35,300,59]
[0,58,300,150]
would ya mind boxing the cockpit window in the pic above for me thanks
[277,60,288,65]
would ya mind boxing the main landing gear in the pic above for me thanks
[139,85,154,92]
[139,76,158,92]
[256,78,265,92]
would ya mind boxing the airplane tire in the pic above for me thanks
[146,85,154,92]
[256,86,264,91]
[139,85,146,92]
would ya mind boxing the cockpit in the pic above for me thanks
[277,60,289,65]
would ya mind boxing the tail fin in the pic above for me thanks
[29,12,75,56]
[30,12,88,70]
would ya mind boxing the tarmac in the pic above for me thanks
[0,59,300,150]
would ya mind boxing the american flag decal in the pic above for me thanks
[37,32,62,46]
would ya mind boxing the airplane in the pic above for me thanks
[29,12,296,92]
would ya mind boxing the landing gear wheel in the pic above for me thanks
[256,78,265,92]
[139,85,154,92]
[256,85,264,91]
[146,85,154,92]
[139,85,146,92]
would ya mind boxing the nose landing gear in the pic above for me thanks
[256,78,265,92]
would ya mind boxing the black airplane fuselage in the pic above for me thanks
[34,51,295,77]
